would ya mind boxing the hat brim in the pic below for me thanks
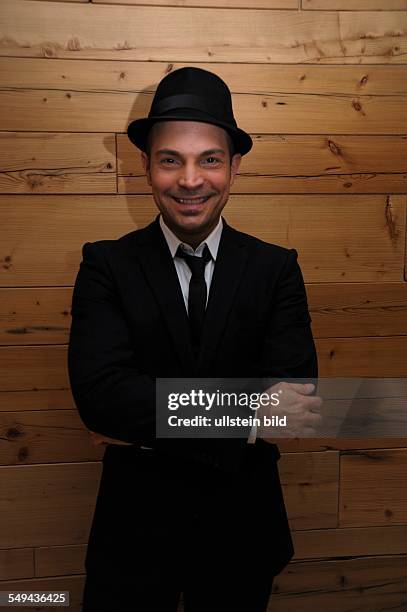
[127,111,253,156]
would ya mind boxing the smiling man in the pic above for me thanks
[68,67,319,612]
[142,119,241,248]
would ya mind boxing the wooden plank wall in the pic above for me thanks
[1,0,407,609]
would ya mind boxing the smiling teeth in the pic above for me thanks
[176,197,207,204]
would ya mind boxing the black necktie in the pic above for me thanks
[176,244,212,350]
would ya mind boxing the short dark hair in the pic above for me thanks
[145,123,236,164]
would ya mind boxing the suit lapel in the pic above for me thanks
[133,216,195,371]
[196,219,249,370]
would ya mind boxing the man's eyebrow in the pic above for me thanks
[154,148,226,157]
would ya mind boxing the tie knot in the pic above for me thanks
[176,244,212,277]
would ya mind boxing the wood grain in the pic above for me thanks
[307,282,407,338]
[1,195,405,286]
[0,462,100,548]
[0,389,74,412]
[2,58,407,95]
[94,0,298,6]
[271,555,407,610]
[35,544,86,578]
[340,449,407,526]
[292,525,407,560]
[1,2,407,63]
[304,0,407,9]
[0,409,104,465]
[0,288,73,345]
[316,336,407,376]
[0,548,34,580]
[2,88,407,135]
[0,133,116,194]
[279,451,339,530]
[0,346,68,391]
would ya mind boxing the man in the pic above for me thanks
[68,67,320,612]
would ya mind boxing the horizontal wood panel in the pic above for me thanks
[0,389,74,412]
[0,133,116,195]
[0,462,100,548]
[0,410,103,465]
[1,2,407,63]
[1,195,405,286]
[271,555,407,610]
[93,0,298,6]
[304,0,407,8]
[26,0,87,2]
[0,346,68,391]
[35,544,86,578]
[1,283,407,345]
[2,59,407,96]
[292,525,407,560]
[316,336,407,376]
[279,451,338,530]
[0,548,34,581]
[0,576,83,611]
[340,449,407,526]
[118,134,407,195]
[277,438,407,452]
[0,288,72,345]
[2,88,407,135]
[308,282,407,338]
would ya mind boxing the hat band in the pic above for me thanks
[151,93,236,127]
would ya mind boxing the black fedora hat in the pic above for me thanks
[127,67,253,156]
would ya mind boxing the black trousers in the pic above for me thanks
[82,440,292,612]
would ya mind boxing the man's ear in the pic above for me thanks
[141,151,152,186]
[230,153,242,186]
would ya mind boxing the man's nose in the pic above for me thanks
[177,163,205,189]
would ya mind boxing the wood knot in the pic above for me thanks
[7,427,23,439]
[352,99,365,115]
[328,139,341,155]
[18,446,29,461]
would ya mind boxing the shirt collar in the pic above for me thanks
[159,214,223,261]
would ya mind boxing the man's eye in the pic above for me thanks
[205,157,221,164]
[161,158,176,164]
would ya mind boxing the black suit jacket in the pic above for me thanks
[68,215,317,472]
[68,214,318,579]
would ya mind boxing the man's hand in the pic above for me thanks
[257,382,323,438]
[88,430,133,446]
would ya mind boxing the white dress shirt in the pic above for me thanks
[159,214,257,444]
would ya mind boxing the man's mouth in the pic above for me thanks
[172,195,211,205]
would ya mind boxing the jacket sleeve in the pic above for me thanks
[68,241,157,443]
[261,248,318,383]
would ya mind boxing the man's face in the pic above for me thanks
[141,121,241,246]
